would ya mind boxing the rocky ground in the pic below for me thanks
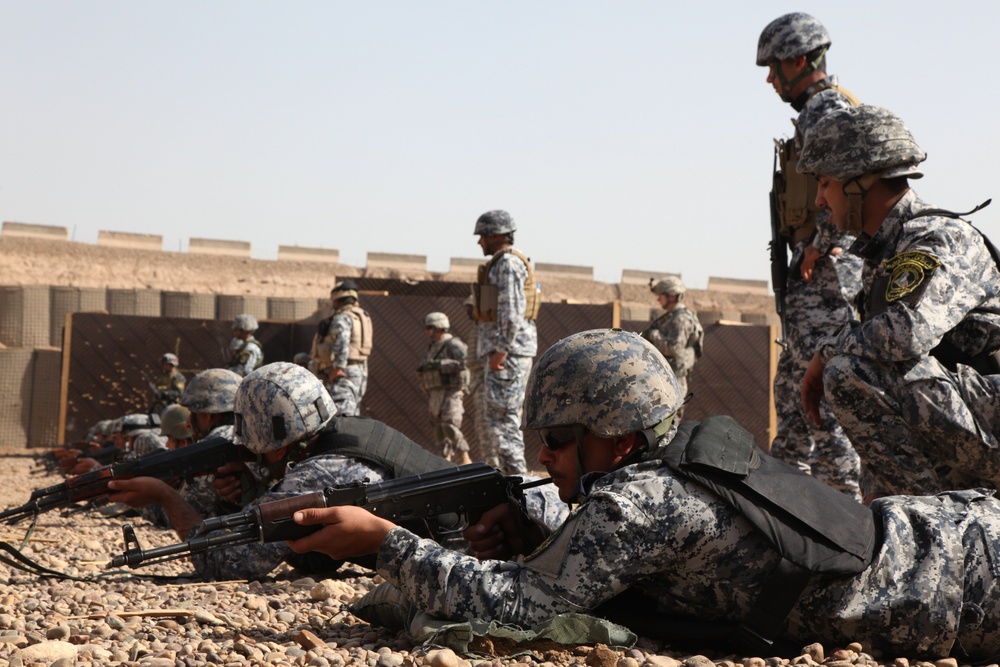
[0,450,985,667]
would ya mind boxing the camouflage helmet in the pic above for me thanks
[180,368,242,414]
[132,431,168,458]
[232,313,259,332]
[234,361,337,453]
[756,12,831,66]
[159,403,193,440]
[161,352,179,366]
[474,210,516,236]
[424,312,450,329]
[121,413,160,435]
[523,329,682,438]
[330,279,359,303]
[798,105,926,182]
[650,275,686,296]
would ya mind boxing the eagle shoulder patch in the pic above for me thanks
[883,251,941,303]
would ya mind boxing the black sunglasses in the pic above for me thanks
[537,424,586,451]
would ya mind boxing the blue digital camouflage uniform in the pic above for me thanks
[465,323,489,459]
[190,453,388,580]
[327,307,367,417]
[643,304,703,419]
[138,425,255,528]
[375,436,1000,660]
[420,333,472,462]
[186,455,568,581]
[227,337,264,377]
[478,251,537,475]
[817,190,1000,496]
[770,75,863,497]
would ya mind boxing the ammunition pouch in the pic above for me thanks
[773,138,819,240]
[473,248,541,322]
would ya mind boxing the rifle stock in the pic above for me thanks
[0,435,242,526]
[110,462,547,569]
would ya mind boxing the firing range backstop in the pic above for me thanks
[58,293,772,464]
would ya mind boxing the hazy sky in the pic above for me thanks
[3,2,998,288]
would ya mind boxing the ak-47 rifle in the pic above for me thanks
[110,462,550,569]
[0,434,244,526]
[770,140,790,347]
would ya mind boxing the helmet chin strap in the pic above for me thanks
[842,173,880,235]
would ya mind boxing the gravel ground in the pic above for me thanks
[0,450,985,667]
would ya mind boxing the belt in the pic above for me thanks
[347,359,367,366]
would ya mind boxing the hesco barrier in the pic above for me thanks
[60,296,773,465]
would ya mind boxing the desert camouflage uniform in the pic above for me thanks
[154,369,186,403]
[376,435,1000,660]
[327,307,368,417]
[817,190,1000,496]
[770,75,862,497]
[643,304,703,418]
[420,333,472,461]
[228,337,264,377]
[478,251,537,475]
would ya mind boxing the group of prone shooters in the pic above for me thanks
[6,363,566,584]
[37,404,194,476]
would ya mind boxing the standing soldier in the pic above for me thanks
[757,12,862,498]
[463,295,489,457]
[799,105,1000,497]
[227,314,264,377]
[154,352,186,405]
[417,312,473,465]
[642,276,703,420]
[470,209,539,475]
[312,279,373,416]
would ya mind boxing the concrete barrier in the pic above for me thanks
[189,238,251,258]
[277,245,340,263]
[366,252,427,272]
[621,269,680,286]
[447,257,482,274]
[707,276,769,295]
[535,262,594,281]
[1,221,69,240]
[98,230,163,251]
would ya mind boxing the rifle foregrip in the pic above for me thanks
[256,491,328,523]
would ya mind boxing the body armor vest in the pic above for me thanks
[473,248,541,323]
[344,304,373,361]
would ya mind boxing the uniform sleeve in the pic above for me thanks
[818,220,994,365]
[439,338,468,374]
[491,256,528,355]
[376,490,664,626]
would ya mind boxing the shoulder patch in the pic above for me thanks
[883,251,941,303]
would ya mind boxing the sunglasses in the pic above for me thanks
[537,424,586,451]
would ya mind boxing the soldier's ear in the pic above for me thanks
[612,433,640,458]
